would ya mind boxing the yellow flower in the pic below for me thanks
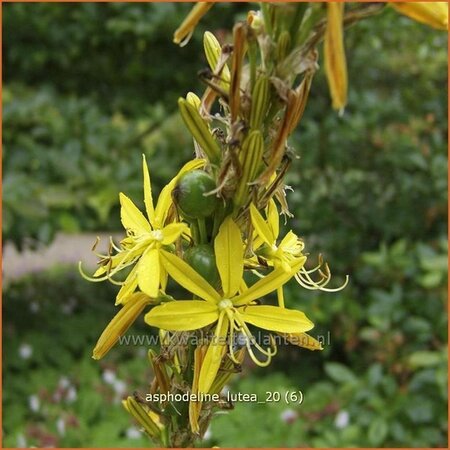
[81,156,204,303]
[250,200,306,307]
[145,216,313,394]
[392,2,448,31]
[250,200,305,273]
[250,201,349,302]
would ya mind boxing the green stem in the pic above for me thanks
[197,218,208,244]
[161,424,170,448]
[277,286,285,308]
[191,220,200,245]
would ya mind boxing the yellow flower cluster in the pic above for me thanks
[82,155,333,367]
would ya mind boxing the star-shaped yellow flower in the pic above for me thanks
[250,200,349,307]
[250,200,305,273]
[145,216,312,394]
[82,156,204,303]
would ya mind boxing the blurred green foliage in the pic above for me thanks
[2,2,447,448]
[3,269,152,447]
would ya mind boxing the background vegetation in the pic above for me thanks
[3,3,447,448]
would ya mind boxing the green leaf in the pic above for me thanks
[368,418,388,446]
[408,350,443,368]
[324,362,357,384]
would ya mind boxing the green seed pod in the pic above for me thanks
[249,75,270,130]
[234,130,264,207]
[184,244,219,286]
[173,170,219,219]
[277,30,291,61]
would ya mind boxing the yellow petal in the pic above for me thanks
[145,300,218,331]
[160,250,220,303]
[280,332,323,351]
[279,230,299,250]
[250,203,275,246]
[266,199,280,241]
[233,258,306,306]
[324,2,348,111]
[160,263,168,293]
[154,159,206,227]
[161,223,189,245]
[189,345,208,433]
[252,235,265,251]
[119,192,152,235]
[209,347,245,395]
[240,305,314,334]
[280,260,292,273]
[116,264,139,305]
[392,2,448,30]
[93,265,107,277]
[198,312,229,393]
[214,216,243,297]
[93,292,151,359]
[142,154,156,225]
[138,248,160,298]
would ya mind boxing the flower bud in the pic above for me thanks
[392,2,448,31]
[203,31,231,84]
[178,97,221,163]
[173,2,213,46]
[324,3,348,112]
[92,292,151,360]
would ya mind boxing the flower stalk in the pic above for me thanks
[81,2,447,447]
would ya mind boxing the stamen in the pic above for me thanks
[295,266,349,292]
[244,336,273,367]
[227,318,242,365]
[91,236,100,252]
[78,262,111,283]
[233,313,277,366]
[109,236,122,252]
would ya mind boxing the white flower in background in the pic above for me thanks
[102,369,116,385]
[334,410,350,429]
[58,376,70,389]
[126,427,142,439]
[280,408,298,424]
[19,343,33,360]
[56,417,66,436]
[28,394,40,412]
[113,379,127,397]
[66,386,77,403]
[16,434,27,448]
